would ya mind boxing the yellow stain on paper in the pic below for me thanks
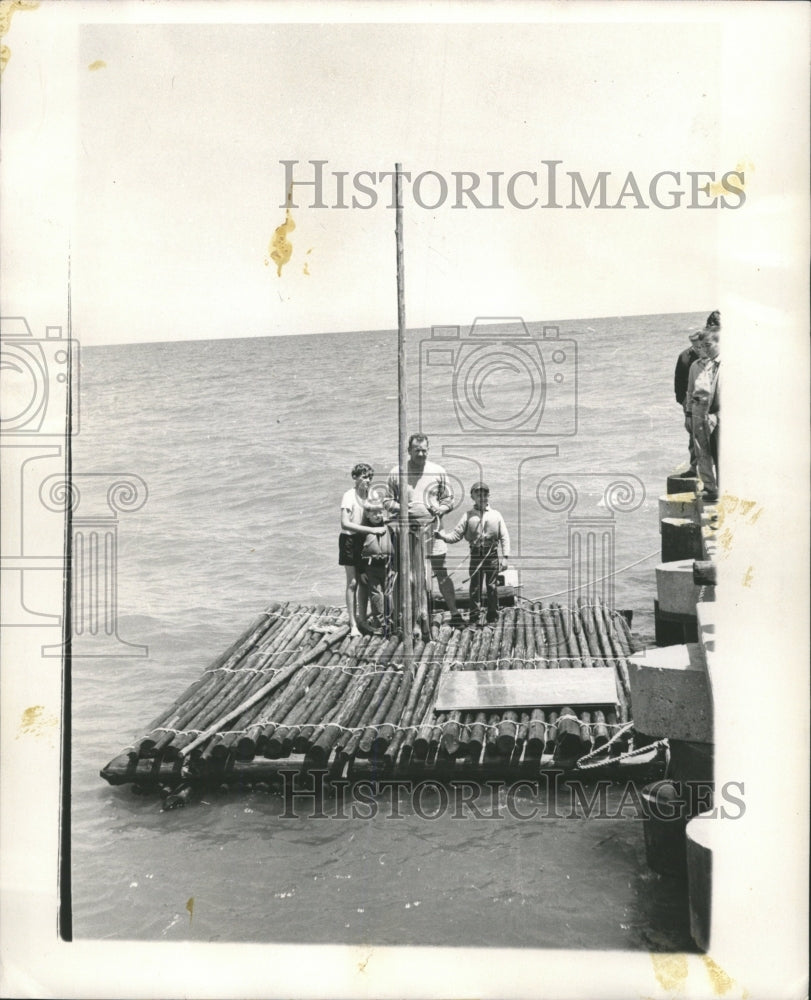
[650,952,689,993]
[649,952,743,998]
[0,0,39,74]
[702,954,736,996]
[742,566,754,588]
[706,493,764,558]
[88,59,106,71]
[18,704,57,738]
[267,187,296,277]
[708,159,754,198]
[186,896,194,924]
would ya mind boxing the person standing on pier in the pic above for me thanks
[687,315,721,503]
[435,482,510,626]
[385,433,462,626]
[674,328,704,477]
[692,327,720,502]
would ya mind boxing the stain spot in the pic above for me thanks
[303,261,310,276]
[357,950,372,973]
[650,952,688,992]
[702,955,735,996]
[708,159,754,198]
[18,705,57,738]
[88,59,106,71]
[186,896,194,924]
[268,188,295,277]
[742,566,754,588]
[0,0,39,74]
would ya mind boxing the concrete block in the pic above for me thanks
[627,643,713,742]
[656,559,701,616]
[659,493,701,528]
[661,518,704,562]
[686,813,714,951]
[654,601,698,646]
[667,474,699,495]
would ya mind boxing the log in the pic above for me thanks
[526,708,547,758]
[593,603,630,723]
[276,634,373,756]
[593,709,609,748]
[256,617,361,755]
[136,605,289,754]
[291,638,364,753]
[399,626,453,761]
[382,640,436,766]
[577,597,604,666]
[466,622,500,757]
[415,629,462,760]
[172,612,320,756]
[554,705,582,758]
[337,637,402,755]
[370,655,416,757]
[308,663,381,764]
[484,607,514,754]
[545,710,559,753]
[495,607,522,755]
[451,628,487,758]
[435,626,476,756]
[179,623,350,757]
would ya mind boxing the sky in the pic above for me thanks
[1,9,738,345]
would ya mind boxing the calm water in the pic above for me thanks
[72,313,702,948]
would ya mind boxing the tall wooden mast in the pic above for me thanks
[395,163,413,662]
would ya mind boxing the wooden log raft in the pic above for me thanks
[100,598,638,788]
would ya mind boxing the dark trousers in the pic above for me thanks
[365,562,393,633]
[469,548,499,622]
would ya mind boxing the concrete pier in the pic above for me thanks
[628,643,712,743]
[638,479,718,949]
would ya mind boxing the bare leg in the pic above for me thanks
[344,566,360,636]
[434,568,458,616]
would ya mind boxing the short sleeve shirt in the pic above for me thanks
[340,488,365,533]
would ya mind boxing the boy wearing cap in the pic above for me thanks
[435,482,510,626]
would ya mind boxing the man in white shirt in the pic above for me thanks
[386,433,461,623]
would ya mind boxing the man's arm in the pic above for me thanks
[431,471,456,516]
[435,511,468,544]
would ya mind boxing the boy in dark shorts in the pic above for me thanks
[340,463,385,636]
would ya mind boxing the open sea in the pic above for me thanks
[72,312,703,949]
